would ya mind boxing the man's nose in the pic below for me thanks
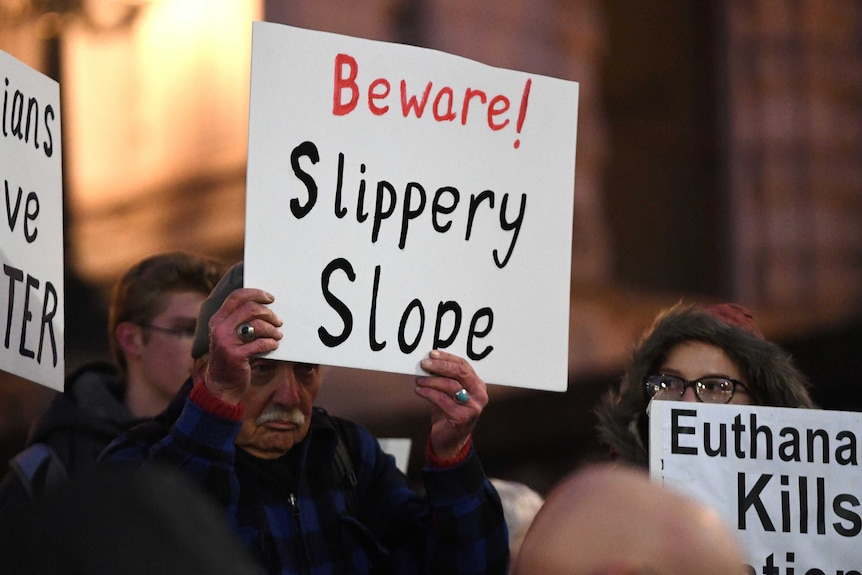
[680,386,699,402]
[272,366,301,406]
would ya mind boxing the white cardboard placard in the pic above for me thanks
[0,50,65,391]
[377,438,412,475]
[650,402,862,573]
[245,22,578,391]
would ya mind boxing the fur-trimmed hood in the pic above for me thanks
[595,302,816,467]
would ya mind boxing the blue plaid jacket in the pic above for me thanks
[101,383,508,575]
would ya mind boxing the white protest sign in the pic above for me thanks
[650,402,861,574]
[377,438,412,475]
[0,50,64,392]
[244,22,578,391]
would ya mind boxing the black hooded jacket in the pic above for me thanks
[595,303,816,467]
[0,361,144,512]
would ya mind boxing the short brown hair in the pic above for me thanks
[108,252,226,374]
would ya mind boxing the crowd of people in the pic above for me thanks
[0,250,824,574]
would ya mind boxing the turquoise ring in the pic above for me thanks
[453,388,469,404]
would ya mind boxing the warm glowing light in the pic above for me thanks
[63,0,261,281]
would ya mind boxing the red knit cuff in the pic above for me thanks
[190,378,244,422]
[426,436,472,468]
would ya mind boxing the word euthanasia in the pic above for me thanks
[669,408,861,538]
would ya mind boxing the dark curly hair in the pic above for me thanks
[594,302,816,467]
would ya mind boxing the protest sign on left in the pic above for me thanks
[0,50,64,391]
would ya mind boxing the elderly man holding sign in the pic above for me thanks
[102,262,508,575]
[101,19,585,573]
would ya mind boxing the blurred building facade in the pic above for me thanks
[1,0,861,491]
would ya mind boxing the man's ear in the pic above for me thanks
[115,321,145,358]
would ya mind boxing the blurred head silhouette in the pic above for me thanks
[513,464,746,575]
[0,463,257,575]
[489,477,544,571]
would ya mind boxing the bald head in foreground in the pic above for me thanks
[513,465,746,575]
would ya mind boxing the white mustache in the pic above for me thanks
[256,405,306,427]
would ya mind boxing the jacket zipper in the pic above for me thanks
[289,492,300,517]
[288,492,314,575]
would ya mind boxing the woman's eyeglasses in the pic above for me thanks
[644,374,751,404]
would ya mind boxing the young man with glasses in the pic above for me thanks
[0,251,225,513]
[595,302,816,467]
[110,252,226,418]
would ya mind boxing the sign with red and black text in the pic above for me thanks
[244,22,578,391]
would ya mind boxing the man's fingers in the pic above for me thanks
[211,288,281,327]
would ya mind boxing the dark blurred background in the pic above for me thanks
[1,0,861,495]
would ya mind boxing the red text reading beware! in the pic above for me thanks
[332,53,532,149]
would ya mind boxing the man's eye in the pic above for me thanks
[294,363,319,377]
[251,361,276,374]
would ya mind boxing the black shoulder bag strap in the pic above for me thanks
[315,409,359,515]
[10,443,69,500]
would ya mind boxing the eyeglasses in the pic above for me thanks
[644,374,751,404]
[139,324,197,339]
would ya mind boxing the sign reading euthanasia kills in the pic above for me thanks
[650,402,861,574]
[244,22,579,391]
[0,50,64,392]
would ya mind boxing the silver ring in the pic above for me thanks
[236,322,256,343]
[453,388,469,404]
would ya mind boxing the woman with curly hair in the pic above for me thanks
[595,301,816,467]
